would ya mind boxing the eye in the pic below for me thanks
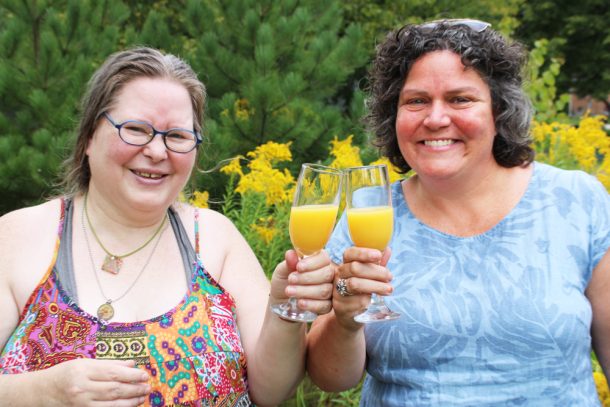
[122,123,152,136]
[166,131,194,142]
[406,97,427,105]
[450,96,472,104]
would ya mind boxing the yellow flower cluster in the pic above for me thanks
[189,190,209,209]
[532,115,610,190]
[369,157,405,183]
[251,216,277,244]
[234,98,255,121]
[594,371,610,406]
[222,141,295,206]
[328,135,363,169]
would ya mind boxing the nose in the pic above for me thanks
[423,101,451,130]
[142,134,168,162]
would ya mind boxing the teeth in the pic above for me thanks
[135,171,163,179]
[424,139,454,147]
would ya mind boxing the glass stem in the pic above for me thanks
[369,293,383,305]
[288,296,299,312]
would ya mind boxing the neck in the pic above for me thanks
[404,163,532,236]
[83,186,169,229]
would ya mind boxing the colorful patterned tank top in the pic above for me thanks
[0,199,252,406]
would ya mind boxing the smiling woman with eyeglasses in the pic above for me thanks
[0,47,335,407]
[307,19,610,406]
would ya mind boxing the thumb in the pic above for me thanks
[285,249,299,272]
[381,247,392,267]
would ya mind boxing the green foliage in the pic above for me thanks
[181,0,369,195]
[220,174,292,277]
[280,377,362,407]
[0,0,128,213]
[516,0,610,101]
[342,0,523,48]
[524,39,570,123]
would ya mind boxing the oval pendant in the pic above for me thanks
[97,302,115,321]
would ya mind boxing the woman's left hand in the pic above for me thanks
[270,250,334,316]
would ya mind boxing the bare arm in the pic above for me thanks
[218,215,333,406]
[0,205,150,406]
[307,247,393,391]
[588,249,610,377]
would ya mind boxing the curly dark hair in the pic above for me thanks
[366,21,535,173]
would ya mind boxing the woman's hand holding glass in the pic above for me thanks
[271,164,342,322]
[338,164,400,323]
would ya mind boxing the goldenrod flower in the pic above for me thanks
[251,216,278,244]
[231,141,296,206]
[221,156,245,177]
[532,115,610,191]
[189,190,209,209]
[234,98,254,121]
[594,371,610,406]
[370,157,405,183]
[329,135,363,169]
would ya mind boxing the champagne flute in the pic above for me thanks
[271,163,342,322]
[346,164,400,323]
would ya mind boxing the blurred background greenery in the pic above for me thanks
[1,0,609,405]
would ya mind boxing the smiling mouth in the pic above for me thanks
[132,170,165,179]
[423,139,455,147]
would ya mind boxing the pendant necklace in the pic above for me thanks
[84,193,166,274]
[81,196,168,322]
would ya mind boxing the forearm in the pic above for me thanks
[306,311,366,392]
[246,301,308,406]
[0,370,47,406]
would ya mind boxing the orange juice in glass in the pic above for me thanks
[290,204,339,257]
[346,164,400,323]
[346,206,393,251]
[271,164,342,322]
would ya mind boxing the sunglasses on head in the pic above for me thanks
[419,18,491,33]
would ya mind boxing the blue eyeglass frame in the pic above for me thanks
[419,18,491,33]
[102,112,202,153]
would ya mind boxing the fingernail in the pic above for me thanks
[285,286,296,296]
[288,273,298,284]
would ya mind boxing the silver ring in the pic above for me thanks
[336,278,352,297]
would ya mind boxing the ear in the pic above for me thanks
[85,135,94,156]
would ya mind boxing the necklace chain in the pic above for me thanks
[84,193,166,270]
[81,196,168,321]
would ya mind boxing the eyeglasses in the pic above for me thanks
[103,112,201,153]
[419,18,491,33]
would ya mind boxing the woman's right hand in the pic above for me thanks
[43,358,150,407]
[333,246,393,330]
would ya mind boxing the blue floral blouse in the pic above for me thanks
[327,162,610,406]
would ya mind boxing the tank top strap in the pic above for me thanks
[194,207,200,258]
[54,198,77,299]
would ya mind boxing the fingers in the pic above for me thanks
[92,396,147,407]
[89,380,150,402]
[296,249,331,272]
[335,276,393,297]
[89,360,149,383]
[296,298,333,315]
[337,260,392,283]
[342,246,383,264]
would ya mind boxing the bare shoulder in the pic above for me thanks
[0,199,63,305]
[172,202,240,241]
[171,202,245,279]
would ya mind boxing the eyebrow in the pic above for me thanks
[399,86,483,97]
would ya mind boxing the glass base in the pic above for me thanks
[271,301,318,323]
[354,303,401,324]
